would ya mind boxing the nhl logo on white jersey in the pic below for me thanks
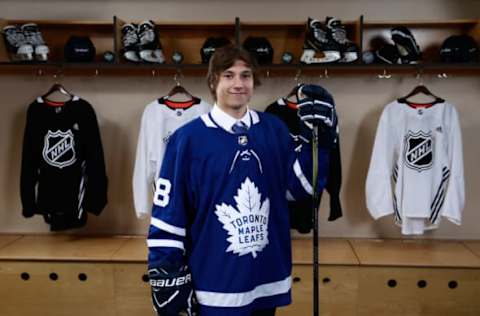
[404,131,433,172]
[42,130,77,169]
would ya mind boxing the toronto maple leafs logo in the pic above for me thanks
[215,177,270,258]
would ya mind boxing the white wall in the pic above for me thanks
[0,0,479,238]
[1,0,479,21]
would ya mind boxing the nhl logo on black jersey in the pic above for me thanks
[42,130,77,169]
[404,131,434,172]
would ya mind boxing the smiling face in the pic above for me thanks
[207,45,261,118]
[215,60,254,116]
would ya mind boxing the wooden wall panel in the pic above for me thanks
[113,263,155,316]
[357,266,480,316]
[278,265,358,316]
[0,262,116,316]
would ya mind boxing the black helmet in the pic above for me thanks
[440,35,479,63]
[243,37,274,65]
[200,37,231,64]
[64,36,96,62]
[375,44,400,64]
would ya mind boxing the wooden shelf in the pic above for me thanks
[0,234,22,250]
[0,17,478,75]
[462,241,480,259]
[350,239,480,268]
[291,238,359,265]
[0,235,130,262]
[111,237,147,262]
[1,61,479,77]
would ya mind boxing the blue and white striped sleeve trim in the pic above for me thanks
[147,239,184,250]
[293,159,313,195]
[151,217,186,236]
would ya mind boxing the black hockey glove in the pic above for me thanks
[297,84,338,148]
[297,84,336,128]
[297,98,335,127]
[149,264,198,316]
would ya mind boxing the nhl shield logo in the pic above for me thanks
[404,131,434,172]
[238,135,248,146]
[42,130,77,169]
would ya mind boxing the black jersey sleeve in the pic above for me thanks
[80,100,108,215]
[20,103,39,217]
[325,138,342,221]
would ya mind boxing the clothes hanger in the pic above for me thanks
[285,85,300,103]
[398,70,444,105]
[42,71,73,104]
[166,71,194,102]
[42,83,73,99]
[285,69,303,103]
[397,85,444,105]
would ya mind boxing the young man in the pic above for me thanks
[147,45,332,316]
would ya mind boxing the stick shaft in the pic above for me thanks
[312,125,320,316]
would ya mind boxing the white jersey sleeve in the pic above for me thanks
[441,105,464,224]
[133,103,157,219]
[365,105,396,220]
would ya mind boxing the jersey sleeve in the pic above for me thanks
[20,103,39,217]
[365,107,395,220]
[133,106,157,219]
[147,131,193,268]
[325,138,342,221]
[81,101,108,215]
[285,122,330,204]
[441,105,465,224]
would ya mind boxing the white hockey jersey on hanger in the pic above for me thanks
[133,97,211,218]
[366,100,465,235]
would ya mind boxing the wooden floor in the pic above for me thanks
[1,235,480,316]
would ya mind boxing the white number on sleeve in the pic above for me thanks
[154,178,172,207]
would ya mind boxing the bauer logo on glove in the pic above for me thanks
[149,268,191,287]
[148,264,198,316]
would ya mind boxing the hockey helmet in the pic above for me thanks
[243,37,274,65]
[201,37,231,64]
[375,44,400,64]
[440,35,479,63]
[64,36,96,62]
[391,26,422,64]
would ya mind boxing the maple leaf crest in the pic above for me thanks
[215,177,270,258]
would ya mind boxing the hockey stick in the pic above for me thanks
[311,125,320,316]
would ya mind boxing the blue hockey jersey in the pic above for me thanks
[147,106,329,315]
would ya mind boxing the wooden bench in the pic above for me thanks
[1,235,479,316]
[352,239,480,316]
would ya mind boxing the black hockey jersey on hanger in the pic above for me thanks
[265,97,342,233]
[20,96,108,231]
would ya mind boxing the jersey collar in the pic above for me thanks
[211,103,252,133]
